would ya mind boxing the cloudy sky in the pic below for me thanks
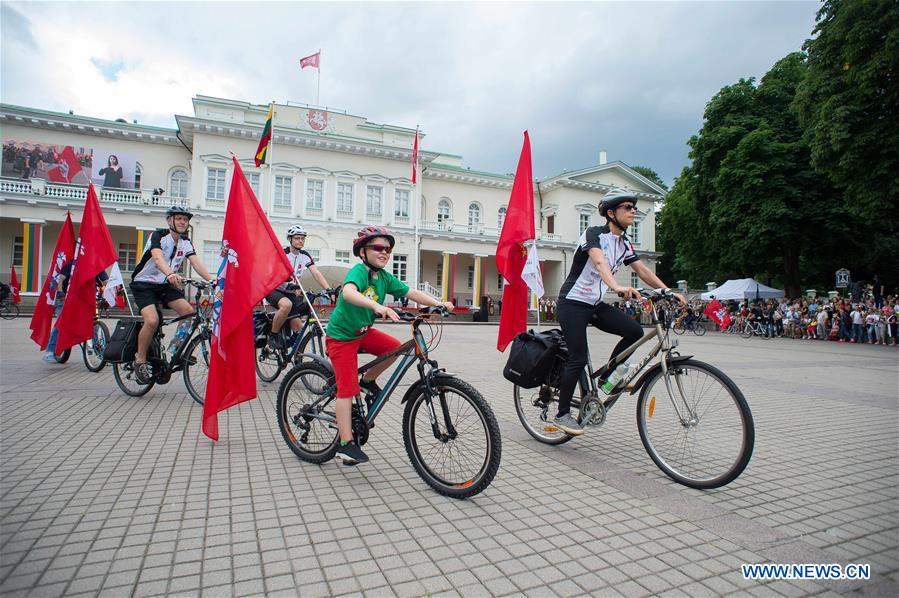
[1,1,820,185]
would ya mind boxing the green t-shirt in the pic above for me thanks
[326,263,410,340]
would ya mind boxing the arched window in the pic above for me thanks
[468,202,481,227]
[437,198,451,223]
[497,206,507,231]
[134,162,142,189]
[170,169,189,199]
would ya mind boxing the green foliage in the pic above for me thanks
[630,165,668,191]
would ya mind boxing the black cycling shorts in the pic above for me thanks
[130,281,186,311]
[265,289,310,317]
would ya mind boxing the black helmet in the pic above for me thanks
[598,189,638,219]
[166,205,193,220]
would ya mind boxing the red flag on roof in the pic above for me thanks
[300,52,320,69]
[202,157,292,441]
[29,212,76,350]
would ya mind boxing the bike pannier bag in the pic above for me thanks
[503,328,565,388]
[103,319,142,363]
[253,311,271,348]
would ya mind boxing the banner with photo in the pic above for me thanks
[2,139,93,185]
[91,148,138,189]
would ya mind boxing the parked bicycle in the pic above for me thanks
[112,280,213,404]
[0,296,19,320]
[276,305,501,498]
[740,318,770,339]
[255,289,331,383]
[514,288,754,489]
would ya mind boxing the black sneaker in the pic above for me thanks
[335,442,369,465]
[134,361,153,384]
[268,333,285,350]
[359,378,382,399]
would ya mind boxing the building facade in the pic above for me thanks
[0,96,664,306]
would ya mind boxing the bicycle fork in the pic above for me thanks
[418,362,458,442]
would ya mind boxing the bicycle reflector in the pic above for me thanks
[649,396,656,418]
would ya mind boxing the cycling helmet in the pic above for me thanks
[352,225,395,257]
[286,224,307,239]
[598,188,637,231]
[166,205,194,220]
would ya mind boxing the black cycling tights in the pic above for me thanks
[556,299,644,417]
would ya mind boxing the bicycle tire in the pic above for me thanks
[54,348,71,364]
[0,302,19,319]
[82,321,109,372]
[403,377,501,498]
[693,322,707,336]
[294,327,326,365]
[183,335,210,405]
[513,376,589,445]
[113,362,155,397]
[673,321,686,335]
[740,325,752,339]
[636,359,754,489]
[276,362,339,464]
[255,344,284,383]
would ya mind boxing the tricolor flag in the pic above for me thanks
[9,264,21,304]
[29,212,76,350]
[254,103,273,167]
[299,52,320,69]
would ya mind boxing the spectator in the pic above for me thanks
[850,305,864,343]
[816,308,828,340]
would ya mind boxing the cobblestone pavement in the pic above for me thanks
[1,317,897,597]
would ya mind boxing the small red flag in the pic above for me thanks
[299,52,320,69]
[47,147,83,183]
[703,299,732,329]
[496,131,536,352]
[202,157,293,440]
[9,265,21,304]
[54,185,118,353]
[29,212,76,350]
[412,127,419,184]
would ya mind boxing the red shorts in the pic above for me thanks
[326,328,401,398]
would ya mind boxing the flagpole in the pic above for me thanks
[292,274,328,339]
[412,125,420,299]
[316,49,321,106]
[268,101,275,215]
[533,240,540,331]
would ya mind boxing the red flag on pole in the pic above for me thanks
[202,157,292,440]
[496,131,537,352]
[54,185,117,353]
[703,299,732,330]
[9,264,21,304]
[412,127,419,184]
[299,52,320,69]
[29,212,76,349]
[46,147,83,183]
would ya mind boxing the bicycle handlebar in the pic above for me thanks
[184,279,214,290]
[395,305,454,322]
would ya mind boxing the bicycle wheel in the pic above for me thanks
[513,377,587,445]
[0,302,19,319]
[82,321,109,372]
[740,325,753,339]
[693,322,706,336]
[113,361,155,397]
[255,344,284,383]
[182,335,210,405]
[276,362,339,463]
[673,321,686,335]
[54,348,71,364]
[636,359,754,489]
[294,327,326,364]
[403,377,502,498]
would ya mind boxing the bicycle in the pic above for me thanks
[276,305,502,498]
[740,318,770,339]
[112,280,213,404]
[254,289,332,383]
[81,293,112,372]
[514,288,754,489]
[672,315,707,336]
[0,296,19,320]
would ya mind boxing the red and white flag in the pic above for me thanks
[9,264,21,304]
[703,299,732,330]
[29,212,76,350]
[54,184,117,353]
[299,52,320,69]
[47,146,83,184]
[411,127,419,184]
[103,262,125,308]
[202,157,293,441]
[496,131,542,351]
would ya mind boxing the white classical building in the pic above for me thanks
[0,96,664,306]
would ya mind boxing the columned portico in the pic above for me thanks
[440,251,457,303]
[20,218,45,294]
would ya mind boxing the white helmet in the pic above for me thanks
[286,225,307,239]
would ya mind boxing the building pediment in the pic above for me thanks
[541,161,665,197]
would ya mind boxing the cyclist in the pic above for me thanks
[130,206,215,383]
[325,225,454,465]
[554,189,685,436]
[265,225,331,349]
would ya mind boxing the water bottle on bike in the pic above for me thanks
[167,319,192,359]
[601,362,632,394]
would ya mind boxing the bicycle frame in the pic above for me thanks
[148,282,212,376]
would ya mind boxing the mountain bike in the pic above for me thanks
[514,289,754,489]
[0,296,19,320]
[672,315,706,336]
[255,289,331,383]
[112,280,213,404]
[740,318,770,339]
[276,306,501,498]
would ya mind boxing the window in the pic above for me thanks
[498,273,504,289]
[169,169,189,199]
[337,182,354,214]
[436,262,443,286]
[206,167,226,203]
[203,241,221,274]
[630,221,640,245]
[12,236,23,268]
[335,250,350,264]
[395,189,410,218]
[498,206,507,231]
[134,162,142,189]
[468,202,481,227]
[306,179,324,211]
[366,186,382,216]
[305,248,320,262]
[392,254,408,282]
[246,172,261,198]
[274,175,292,211]
[118,243,137,271]
[579,213,590,234]
[631,272,639,288]
[437,199,451,222]
[467,265,474,289]
[546,215,554,234]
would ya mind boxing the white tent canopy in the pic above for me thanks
[701,278,785,301]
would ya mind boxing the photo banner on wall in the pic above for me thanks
[2,139,93,184]
[92,148,138,189]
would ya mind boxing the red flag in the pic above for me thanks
[412,127,419,184]
[47,147,83,183]
[9,264,21,304]
[54,185,117,352]
[299,52,320,69]
[29,212,76,349]
[202,157,292,440]
[496,131,536,352]
[703,299,732,329]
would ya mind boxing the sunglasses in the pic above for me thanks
[617,204,638,212]
[365,244,393,254]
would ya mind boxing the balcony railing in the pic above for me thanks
[418,281,440,299]
[1,176,188,208]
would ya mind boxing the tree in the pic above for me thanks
[631,165,668,191]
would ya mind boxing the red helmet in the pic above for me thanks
[353,225,395,257]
